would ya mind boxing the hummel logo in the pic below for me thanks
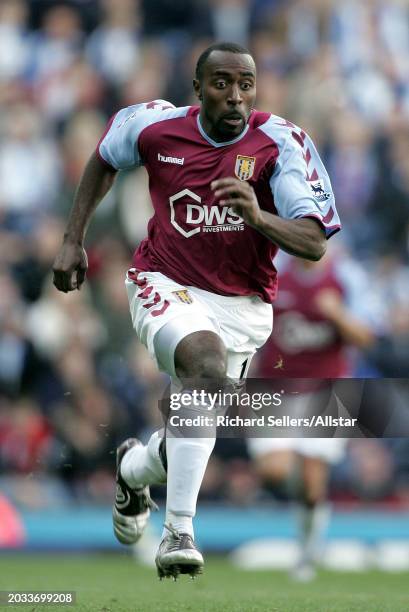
[158,153,184,165]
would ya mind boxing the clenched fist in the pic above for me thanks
[53,240,88,292]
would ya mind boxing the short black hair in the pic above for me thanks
[195,42,253,81]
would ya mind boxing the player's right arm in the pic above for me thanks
[52,153,117,292]
[53,100,179,293]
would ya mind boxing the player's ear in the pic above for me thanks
[193,79,202,101]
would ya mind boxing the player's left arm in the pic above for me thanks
[212,177,327,261]
[315,258,382,349]
[212,126,341,261]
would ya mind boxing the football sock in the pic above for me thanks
[163,435,216,540]
[163,512,194,538]
[121,430,167,487]
[296,502,331,564]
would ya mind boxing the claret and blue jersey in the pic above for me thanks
[97,100,340,303]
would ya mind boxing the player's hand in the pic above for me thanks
[52,240,88,292]
[315,289,343,319]
[211,178,262,227]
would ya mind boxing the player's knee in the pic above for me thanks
[255,452,293,484]
[302,459,328,505]
[177,351,227,379]
[303,488,326,506]
[303,479,327,506]
[175,330,227,379]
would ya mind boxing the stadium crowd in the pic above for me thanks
[0,0,409,509]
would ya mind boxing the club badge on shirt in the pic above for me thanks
[235,155,256,181]
[172,289,193,304]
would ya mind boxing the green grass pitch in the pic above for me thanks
[0,553,408,612]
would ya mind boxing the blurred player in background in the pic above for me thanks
[248,248,376,580]
[52,42,340,580]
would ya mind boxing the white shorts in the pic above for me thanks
[247,437,347,464]
[125,269,273,378]
[247,388,348,463]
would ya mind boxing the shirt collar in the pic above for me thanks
[196,114,249,148]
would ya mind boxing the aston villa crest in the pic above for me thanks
[172,289,193,304]
[235,155,256,181]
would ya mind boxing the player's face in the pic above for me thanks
[194,51,256,142]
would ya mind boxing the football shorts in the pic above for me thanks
[125,269,273,379]
[247,436,347,464]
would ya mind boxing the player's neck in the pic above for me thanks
[198,112,246,144]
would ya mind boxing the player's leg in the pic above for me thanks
[119,328,224,498]
[115,323,222,577]
[154,291,272,579]
[247,436,300,497]
[120,430,167,489]
[253,448,296,488]
[247,440,329,581]
[114,428,170,545]
[164,328,226,534]
[292,438,346,581]
[161,289,272,540]
[154,325,227,579]
[292,452,330,581]
[113,437,163,545]
[113,271,220,553]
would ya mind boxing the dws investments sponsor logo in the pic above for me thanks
[169,188,244,238]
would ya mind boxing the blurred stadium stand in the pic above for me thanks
[0,0,409,557]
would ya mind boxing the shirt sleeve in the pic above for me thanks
[270,131,341,238]
[96,100,176,171]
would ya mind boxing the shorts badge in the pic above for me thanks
[173,289,193,304]
[235,155,256,181]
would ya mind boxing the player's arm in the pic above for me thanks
[315,259,380,350]
[212,126,341,261]
[315,289,375,349]
[53,100,178,293]
[212,177,327,261]
[53,153,117,292]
